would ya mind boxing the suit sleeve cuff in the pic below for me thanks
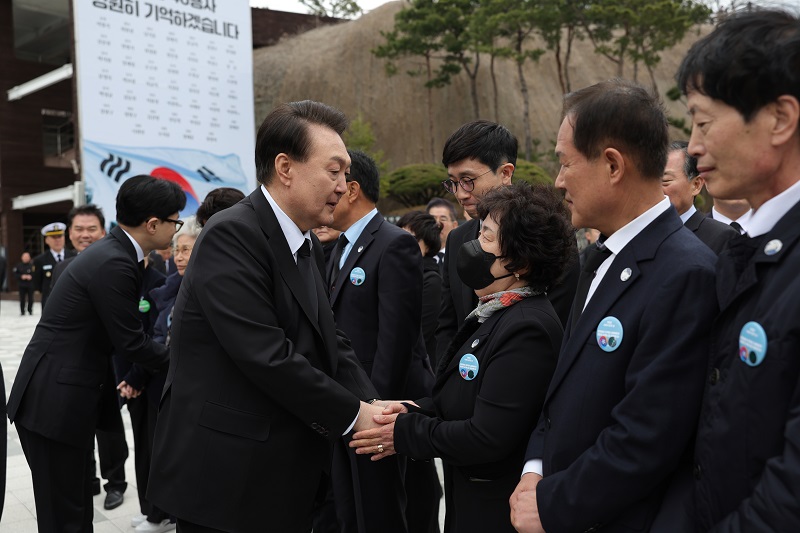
[522,459,543,478]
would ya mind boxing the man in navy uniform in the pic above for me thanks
[32,222,75,311]
[677,10,800,531]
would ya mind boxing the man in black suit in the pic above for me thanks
[510,79,718,532]
[425,197,458,264]
[13,252,35,315]
[32,222,75,311]
[677,11,800,531]
[148,101,385,533]
[662,140,738,254]
[52,204,131,511]
[7,175,185,532]
[434,121,579,363]
[326,150,436,533]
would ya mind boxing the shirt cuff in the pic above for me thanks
[522,459,543,478]
[343,405,360,436]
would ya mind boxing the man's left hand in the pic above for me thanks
[510,473,545,533]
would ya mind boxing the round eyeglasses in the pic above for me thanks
[441,168,494,194]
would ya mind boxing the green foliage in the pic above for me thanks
[299,0,362,18]
[513,160,554,185]
[342,114,390,196]
[385,164,449,208]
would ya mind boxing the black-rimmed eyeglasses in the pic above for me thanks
[162,217,184,232]
[441,168,494,194]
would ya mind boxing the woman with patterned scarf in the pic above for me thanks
[350,183,575,532]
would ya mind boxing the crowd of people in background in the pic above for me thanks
[2,8,800,533]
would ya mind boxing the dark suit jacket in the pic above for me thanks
[685,209,738,255]
[327,211,434,400]
[421,255,443,365]
[396,295,562,533]
[694,199,800,532]
[435,219,580,362]
[33,248,76,302]
[526,207,718,532]
[7,226,168,449]
[147,189,378,533]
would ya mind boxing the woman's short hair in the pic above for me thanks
[397,211,441,258]
[196,187,245,227]
[477,183,575,292]
[173,215,201,249]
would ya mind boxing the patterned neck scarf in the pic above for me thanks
[466,286,540,323]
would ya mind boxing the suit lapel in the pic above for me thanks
[684,210,704,232]
[546,208,682,399]
[249,190,323,338]
[458,219,481,318]
[329,212,382,306]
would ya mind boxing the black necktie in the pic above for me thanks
[328,234,349,287]
[729,221,744,234]
[571,244,612,328]
[56,253,62,263]
[297,239,319,319]
[436,251,445,264]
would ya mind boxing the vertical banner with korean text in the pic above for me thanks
[73,0,255,225]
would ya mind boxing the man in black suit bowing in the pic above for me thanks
[510,80,718,533]
[148,101,383,533]
[662,141,738,254]
[434,121,578,363]
[326,150,436,533]
[7,175,184,532]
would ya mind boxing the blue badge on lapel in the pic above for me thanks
[739,321,767,367]
[596,316,623,352]
[350,267,366,286]
[459,354,479,380]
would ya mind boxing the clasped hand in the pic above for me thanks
[349,401,411,461]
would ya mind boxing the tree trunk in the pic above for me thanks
[490,53,499,121]
[425,54,436,162]
[463,52,481,119]
[516,36,532,161]
[554,37,566,94]
[564,26,574,92]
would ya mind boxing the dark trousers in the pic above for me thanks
[93,425,128,493]
[17,425,94,533]
[176,519,229,532]
[332,440,408,533]
[405,459,442,533]
[128,396,151,515]
[18,285,34,314]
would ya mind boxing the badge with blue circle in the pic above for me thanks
[349,267,366,286]
[596,316,623,352]
[739,321,767,367]
[459,354,479,381]
[138,298,151,314]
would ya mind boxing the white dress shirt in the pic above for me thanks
[711,206,752,234]
[745,178,800,237]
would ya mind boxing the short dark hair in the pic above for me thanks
[668,140,699,180]
[255,100,349,186]
[677,10,800,122]
[68,204,105,229]
[116,175,186,227]
[426,197,457,221]
[477,183,575,292]
[564,79,668,180]
[396,211,441,258]
[347,149,380,203]
[442,120,518,170]
[196,187,245,227]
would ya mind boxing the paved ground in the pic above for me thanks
[0,298,446,531]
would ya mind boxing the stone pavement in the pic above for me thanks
[1,299,146,532]
[0,299,446,531]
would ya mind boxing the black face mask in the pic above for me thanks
[456,239,514,290]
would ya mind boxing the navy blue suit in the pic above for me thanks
[526,207,718,532]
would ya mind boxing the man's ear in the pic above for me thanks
[145,217,159,235]
[603,147,626,186]
[690,176,705,197]
[275,153,292,187]
[499,162,514,186]
[771,95,800,147]
[346,180,361,203]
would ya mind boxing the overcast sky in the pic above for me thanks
[250,0,391,15]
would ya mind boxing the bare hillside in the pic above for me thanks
[253,1,706,171]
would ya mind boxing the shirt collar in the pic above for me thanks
[49,249,64,261]
[119,228,145,262]
[261,185,310,257]
[602,197,672,256]
[711,206,752,231]
[680,204,697,224]
[343,208,378,246]
[745,178,800,237]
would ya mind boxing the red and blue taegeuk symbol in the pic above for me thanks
[150,167,200,215]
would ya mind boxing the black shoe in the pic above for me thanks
[92,478,101,496]
[104,489,124,510]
